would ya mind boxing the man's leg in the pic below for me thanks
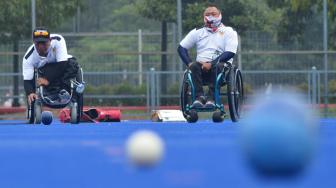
[38,62,65,94]
[206,63,225,108]
[189,62,204,107]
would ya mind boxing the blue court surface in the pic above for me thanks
[0,119,335,188]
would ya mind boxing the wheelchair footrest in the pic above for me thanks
[191,106,217,112]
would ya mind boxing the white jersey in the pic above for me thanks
[180,24,238,63]
[22,34,72,80]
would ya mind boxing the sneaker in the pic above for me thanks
[204,100,215,108]
[199,96,207,104]
[191,99,203,108]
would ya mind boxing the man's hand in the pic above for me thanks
[37,77,49,86]
[27,93,38,105]
[201,62,211,71]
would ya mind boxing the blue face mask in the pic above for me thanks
[204,14,222,32]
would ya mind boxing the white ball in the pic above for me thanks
[126,130,164,167]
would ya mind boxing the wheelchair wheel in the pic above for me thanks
[27,101,34,124]
[70,67,84,124]
[187,110,198,123]
[212,111,224,123]
[180,72,193,120]
[70,102,79,124]
[34,100,42,124]
[227,68,244,122]
[77,93,83,122]
[72,88,83,124]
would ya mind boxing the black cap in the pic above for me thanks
[33,27,50,42]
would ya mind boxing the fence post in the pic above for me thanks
[312,66,317,105]
[146,72,150,113]
[308,71,311,104]
[156,71,161,107]
[150,68,156,112]
[172,23,177,83]
[318,72,321,105]
[122,69,127,80]
[138,29,143,85]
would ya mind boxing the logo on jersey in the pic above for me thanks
[211,50,221,61]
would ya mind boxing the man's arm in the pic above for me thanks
[177,29,198,66]
[22,55,38,105]
[22,46,36,95]
[212,51,235,64]
[177,45,192,66]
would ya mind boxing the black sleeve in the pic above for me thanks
[212,51,235,65]
[24,80,35,95]
[177,45,192,66]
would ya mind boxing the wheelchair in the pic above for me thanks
[27,66,85,124]
[180,61,244,123]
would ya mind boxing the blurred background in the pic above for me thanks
[0,0,335,118]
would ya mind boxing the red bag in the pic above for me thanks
[59,109,71,123]
[95,109,121,122]
[59,108,121,123]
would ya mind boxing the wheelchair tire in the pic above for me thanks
[212,111,224,123]
[180,72,193,120]
[187,110,198,123]
[75,68,84,123]
[27,101,35,124]
[227,68,244,122]
[235,70,244,115]
[34,101,42,124]
[70,102,79,124]
[77,93,83,122]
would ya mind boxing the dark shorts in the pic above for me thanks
[38,58,79,93]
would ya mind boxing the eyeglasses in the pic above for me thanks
[33,31,49,37]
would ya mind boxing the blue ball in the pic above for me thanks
[240,92,318,177]
[41,111,53,125]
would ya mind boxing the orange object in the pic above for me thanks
[58,108,121,123]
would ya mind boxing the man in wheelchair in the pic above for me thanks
[22,27,83,123]
[177,4,238,109]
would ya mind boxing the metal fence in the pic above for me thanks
[0,67,325,112]
[1,31,336,118]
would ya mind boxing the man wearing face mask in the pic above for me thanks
[177,4,238,108]
[22,27,79,107]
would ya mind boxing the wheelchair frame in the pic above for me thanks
[27,67,85,124]
[180,62,244,123]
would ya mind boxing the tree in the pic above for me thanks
[58,0,162,32]
[265,0,336,49]
[136,0,176,99]
[0,0,82,106]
